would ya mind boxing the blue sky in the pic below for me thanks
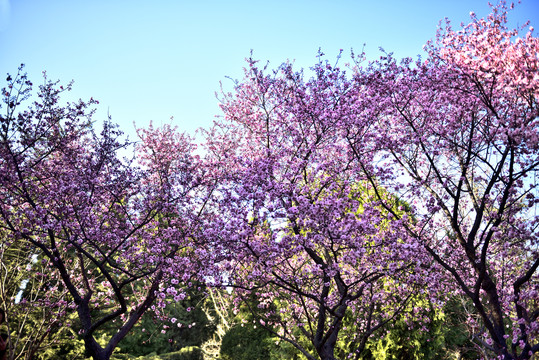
[1,0,538,141]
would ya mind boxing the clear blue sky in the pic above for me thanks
[1,0,538,140]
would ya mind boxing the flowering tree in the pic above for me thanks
[205,58,439,360]
[0,67,211,360]
[345,3,538,359]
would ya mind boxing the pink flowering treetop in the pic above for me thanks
[0,67,213,360]
[205,57,441,360]
[345,3,538,359]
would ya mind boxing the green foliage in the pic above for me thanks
[112,346,202,360]
[438,298,481,360]
[38,314,86,360]
[113,285,215,359]
[219,292,274,360]
[360,297,479,360]
[362,313,445,359]
[220,323,273,360]
[219,293,312,360]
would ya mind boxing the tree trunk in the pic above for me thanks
[317,343,337,360]
[84,336,110,360]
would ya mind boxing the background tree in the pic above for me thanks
[0,67,213,360]
[205,58,441,360]
[345,3,538,358]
